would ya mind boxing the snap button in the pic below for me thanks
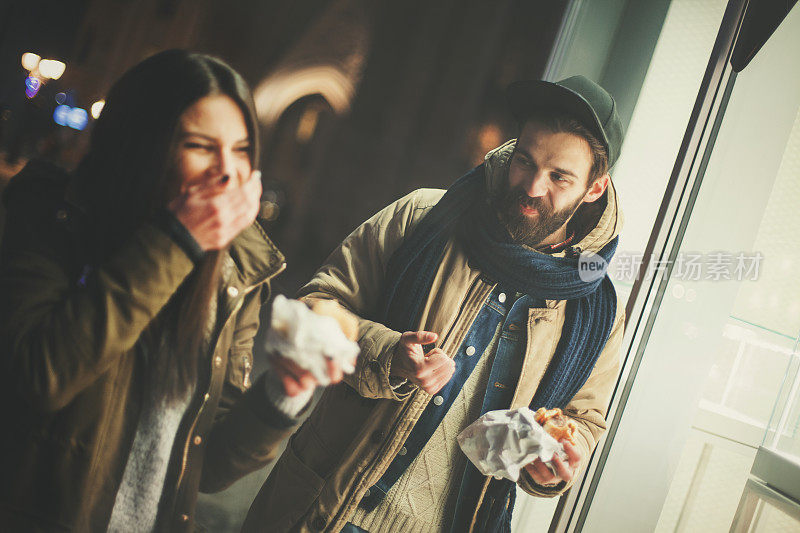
[433,395,444,406]
[312,516,326,530]
[227,286,239,298]
[180,514,189,522]
[203,393,210,401]
[193,435,202,445]
[399,446,407,456]
[465,346,476,356]
[214,356,222,368]
[55,209,68,221]
[498,292,507,303]
[364,488,371,497]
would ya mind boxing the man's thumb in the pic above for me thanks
[402,330,439,346]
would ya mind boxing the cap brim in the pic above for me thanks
[507,80,610,156]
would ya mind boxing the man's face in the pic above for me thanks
[492,120,604,248]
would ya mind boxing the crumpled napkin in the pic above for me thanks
[264,295,359,385]
[457,407,566,482]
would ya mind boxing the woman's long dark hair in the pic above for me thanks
[75,50,260,399]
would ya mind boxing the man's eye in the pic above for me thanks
[235,145,252,154]
[551,173,566,182]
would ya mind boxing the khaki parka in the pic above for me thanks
[0,161,295,532]
[244,142,626,532]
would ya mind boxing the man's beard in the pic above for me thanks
[490,184,584,248]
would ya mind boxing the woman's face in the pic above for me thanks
[173,94,252,192]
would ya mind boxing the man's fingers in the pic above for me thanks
[563,441,581,468]
[401,331,439,346]
[525,460,556,485]
[551,455,573,482]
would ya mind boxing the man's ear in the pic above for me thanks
[582,173,610,203]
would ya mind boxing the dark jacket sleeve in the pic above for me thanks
[0,197,197,413]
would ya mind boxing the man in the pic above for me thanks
[245,75,626,533]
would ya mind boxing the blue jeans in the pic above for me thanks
[341,523,369,533]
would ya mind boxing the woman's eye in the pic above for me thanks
[185,142,213,151]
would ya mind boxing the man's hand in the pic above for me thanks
[168,169,262,251]
[524,441,582,487]
[389,331,455,395]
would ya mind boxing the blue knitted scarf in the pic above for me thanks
[377,164,619,532]
[378,164,618,410]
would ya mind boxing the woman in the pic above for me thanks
[0,50,349,531]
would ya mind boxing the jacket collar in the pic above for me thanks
[227,222,286,289]
[483,139,624,257]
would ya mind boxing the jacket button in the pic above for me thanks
[312,516,326,530]
[498,292,507,303]
[193,435,202,445]
[214,356,223,368]
[180,514,189,522]
[465,345,476,356]
[55,209,68,221]
[433,395,444,406]
[370,430,384,443]
[399,446,408,456]
[227,286,239,298]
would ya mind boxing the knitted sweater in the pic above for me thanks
[350,323,502,532]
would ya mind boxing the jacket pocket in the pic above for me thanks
[244,432,325,533]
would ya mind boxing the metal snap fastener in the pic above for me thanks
[399,446,408,456]
[193,435,202,445]
[465,346,476,356]
[180,514,189,522]
[498,292,507,303]
[227,286,239,298]
[364,489,371,498]
[433,395,444,406]
[214,356,222,368]
[56,209,68,221]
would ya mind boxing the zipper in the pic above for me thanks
[172,267,271,491]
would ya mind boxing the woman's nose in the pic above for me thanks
[215,149,239,184]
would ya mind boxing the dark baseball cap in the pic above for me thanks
[507,75,624,169]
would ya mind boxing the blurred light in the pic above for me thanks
[296,107,320,143]
[54,105,70,126]
[91,99,105,119]
[25,76,42,98]
[67,107,88,130]
[53,105,89,130]
[39,59,66,80]
[55,92,66,104]
[21,52,40,71]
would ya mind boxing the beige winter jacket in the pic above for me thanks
[244,141,626,532]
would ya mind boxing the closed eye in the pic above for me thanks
[184,142,214,151]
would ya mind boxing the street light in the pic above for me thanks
[91,100,105,119]
[39,59,66,80]
[21,53,41,71]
